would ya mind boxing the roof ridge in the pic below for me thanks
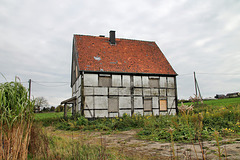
[74,34,156,43]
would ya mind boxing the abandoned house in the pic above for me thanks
[61,31,178,118]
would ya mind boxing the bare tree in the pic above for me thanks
[35,97,49,112]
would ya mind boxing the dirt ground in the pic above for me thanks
[49,128,240,160]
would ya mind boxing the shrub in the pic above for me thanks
[77,116,88,126]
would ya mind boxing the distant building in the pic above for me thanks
[34,105,40,113]
[61,31,178,118]
[214,94,226,99]
[226,92,239,98]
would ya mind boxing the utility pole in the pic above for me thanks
[193,72,203,101]
[28,79,31,100]
[194,72,198,96]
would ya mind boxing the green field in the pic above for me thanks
[35,97,240,120]
[179,97,240,106]
[35,98,240,120]
[34,112,68,120]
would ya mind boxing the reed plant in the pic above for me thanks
[0,80,34,160]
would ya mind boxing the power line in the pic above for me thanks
[32,81,70,83]
[32,80,69,87]
[178,72,240,76]
[178,73,192,76]
[197,72,240,76]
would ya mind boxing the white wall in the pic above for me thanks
[77,73,177,118]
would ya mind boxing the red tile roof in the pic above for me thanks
[74,35,177,75]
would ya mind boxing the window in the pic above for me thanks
[149,77,160,88]
[144,98,152,111]
[160,99,167,111]
[108,97,119,112]
[99,74,112,87]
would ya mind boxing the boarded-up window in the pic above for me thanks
[149,78,160,88]
[160,99,167,111]
[144,98,152,111]
[99,75,112,87]
[108,97,119,112]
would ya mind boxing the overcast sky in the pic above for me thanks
[0,0,240,106]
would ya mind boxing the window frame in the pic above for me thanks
[108,97,119,113]
[98,74,112,87]
[149,77,160,88]
[143,98,152,111]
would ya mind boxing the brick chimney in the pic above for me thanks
[109,30,116,45]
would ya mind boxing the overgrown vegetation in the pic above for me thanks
[28,124,132,160]
[38,101,240,143]
[0,80,35,159]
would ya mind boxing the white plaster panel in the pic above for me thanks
[76,103,81,112]
[152,97,159,109]
[168,108,176,115]
[84,87,93,95]
[109,88,119,95]
[151,89,159,96]
[112,75,122,87]
[133,76,142,87]
[95,110,108,118]
[85,96,93,109]
[79,88,81,96]
[75,79,79,90]
[142,76,149,87]
[153,109,159,116]
[160,89,166,97]
[143,89,151,96]
[76,90,80,98]
[134,109,143,115]
[160,112,168,115]
[168,97,176,109]
[122,75,130,87]
[78,75,81,88]
[109,113,118,118]
[119,88,131,95]
[167,77,175,88]
[119,97,131,109]
[77,96,81,103]
[72,92,76,97]
[167,89,175,97]
[134,88,142,95]
[94,96,108,109]
[72,84,76,94]
[144,112,152,116]
[94,87,108,95]
[75,83,78,94]
[134,97,143,109]
[119,110,131,117]
[84,74,98,86]
[160,77,167,88]
[84,110,93,118]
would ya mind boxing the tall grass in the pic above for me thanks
[0,81,34,159]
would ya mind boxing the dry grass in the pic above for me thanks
[0,81,34,160]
